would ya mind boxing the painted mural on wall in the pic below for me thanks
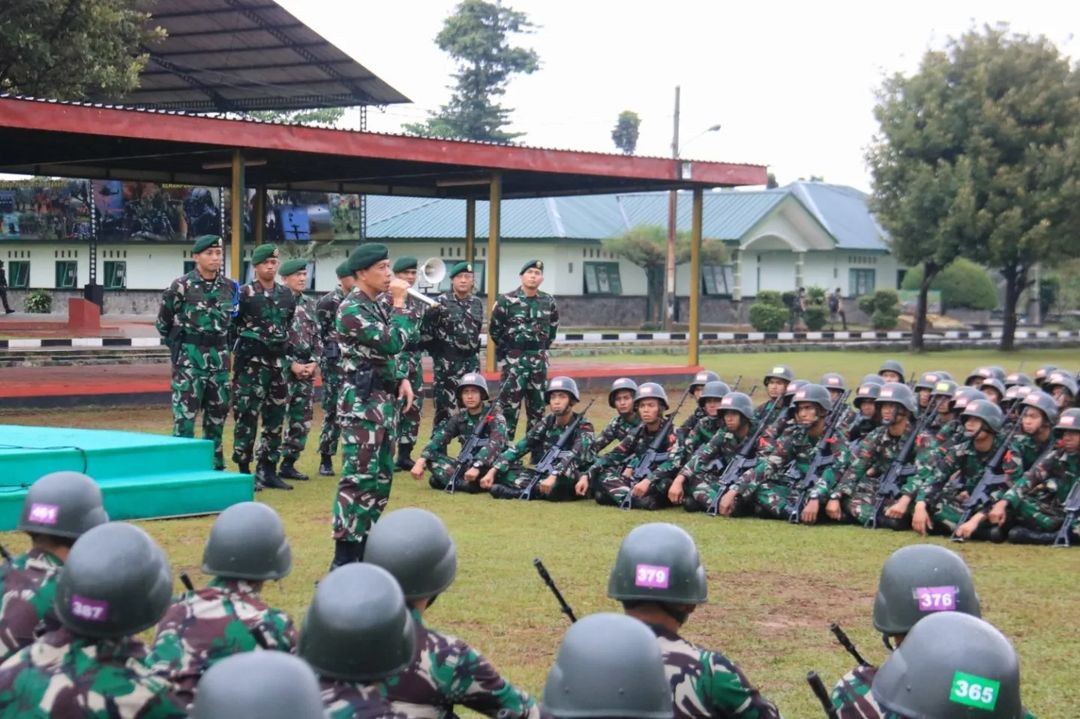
[0,180,93,241]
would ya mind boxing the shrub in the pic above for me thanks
[749,302,788,332]
[872,308,900,330]
[754,290,784,307]
[807,286,827,305]
[25,290,52,314]
[857,289,901,329]
[900,258,998,311]
[804,305,828,331]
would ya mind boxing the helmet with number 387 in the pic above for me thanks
[607,523,707,605]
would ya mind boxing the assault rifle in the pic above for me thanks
[1053,479,1080,548]
[830,623,873,668]
[620,392,691,509]
[786,390,852,523]
[806,672,840,719]
[864,398,942,529]
[446,402,501,495]
[533,558,577,623]
[520,400,595,501]
[951,420,1020,541]
[730,375,743,392]
[705,401,782,516]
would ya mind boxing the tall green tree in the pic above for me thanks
[0,0,164,99]
[405,0,539,142]
[241,108,347,126]
[611,110,641,154]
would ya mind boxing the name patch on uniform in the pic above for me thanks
[915,585,957,612]
[635,563,670,589]
[71,595,109,622]
[28,503,59,525]
[950,671,1000,711]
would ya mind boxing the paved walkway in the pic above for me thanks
[0,313,159,338]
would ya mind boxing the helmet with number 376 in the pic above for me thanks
[607,523,707,605]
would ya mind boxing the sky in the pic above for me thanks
[283,2,1074,192]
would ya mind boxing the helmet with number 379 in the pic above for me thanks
[607,523,707,605]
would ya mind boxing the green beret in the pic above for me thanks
[520,259,544,275]
[251,243,279,265]
[392,256,418,273]
[278,258,308,277]
[335,261,353,279]
[347,243,389,273]
[449,261,474,278]
[192,235,222,254]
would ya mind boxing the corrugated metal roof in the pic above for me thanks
[616,192,788,240]
[787,182,890,251]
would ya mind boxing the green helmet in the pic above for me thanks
[872,613,1022,719]
[697,380,730,405]
[609,377,639,408]
[201,502,292,581]
[1019,390,1059,426]
[980,378,1006,402]
[364,507,457,601]
[634,383,670,411]
[878,360,906,382]
[1054,408,1080,434]
[791,383,832,415]
[55,522,172,638]
[854,382,882,407]
[191,652,325,719]
[608,523,707,604]
[18,471,109,539]
[718,392,755,422]
[1004,372,1033,389]
[931,379,959,400]
[915,371,944,391]
[299,563,415,682]
[872,544,981,636]
[820,372,848,391]
[875,383,918,415]
[543,613,672,719]
[961,400,1005,435]
[1033,364,1058,387]
[860,373,886,386]
[546,376,581,403]
[965,367,994,387]
[1046,371,1078,397]
[764,364,794,384]
[1003,385,1032,408]
[951,388,987,413]
[689,370,721,390]
[783,378,810,400]
[456,372,490,401]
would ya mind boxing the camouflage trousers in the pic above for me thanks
[687,472,725,510]
[231,356,288,465]
[318,361,344,456]
[396,354,424,447]
[929,487,968,531]
[842,482,883,525]
[171,361,230,470]
[597,469,667,507]
[745,482,795,520]
[498,351,548,441]
[1010,494,1068,532]
[333,392,397,544]
[432,354,479,427]
[425,453,484,493]
[497,464,578,500]
[279,376,315,462]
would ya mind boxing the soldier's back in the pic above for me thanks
[0,549,62,662]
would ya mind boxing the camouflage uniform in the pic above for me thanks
[146,578,298,701]
[396,294,431,449]
[906,434,1005,531]
[317,286,348,459]
[826,425,912,524]
[280,290,323,464]
[0,549,62,663]
[231,279,296,466]
[157,269,236,469]
[1001,447,1080,531]
[421,403,508,491]
[593,412,641,453]
[680,427,755,508]
[651,624,780,719]
[423,291,484,427]
[334,289,417,544]
[489,288,559,440]
[736,424,818,519]
[676,407,706,441]
[491,412,594,499]
[0,627,185,717]
[653,415,723,490]
[321,679,408,719]
[595,424,677,506]
[385,608,539,719]
[831,664,883,719]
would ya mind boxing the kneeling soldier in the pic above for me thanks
[668,391,756,513]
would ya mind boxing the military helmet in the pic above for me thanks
[634,382,670,411]
[878,360,906,382]
[55,522,172,638]
[763,364,795,383]
[1003,385,1032,407]
[915,371,944,391]
[1046,371,1078,397]
[689,370,720,389]
[697,380,731,405]
[791,383,832,415]
[364,507,457,601]
[299,563,415,682]
[1019,390,1059,426]
[951,387,987,413]
[986,366,1007,381]
[961,400,1005,434]
[783,378,810,400]
[608,377,639,408]
[936,370,954,381]
[201,502,292,581]
[872,544,981,635]
[964,366,994,386]
[875,382,918,415]
[543,613,673,719]
[1054,408,1080,434]
[17,471,109,539]
[854,382,882,406]
[1033,364,1058,387]
[871,613,1022,719]
[191,652,325,719]
[931,379,959,400]
[545,376,581,403]
[718,392,755,422]
[820,372,848,391]
[860,373,886,387]
[608,523,707,605]
[1004,372,1033,389]
[456,372,490,401]
[980,378,1007,402]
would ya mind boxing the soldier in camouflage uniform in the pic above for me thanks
[298,563,413,719]
[754,364,793,423]
[231,243,296,489]
[1045,370,1077,411]
[483,377,595,500]
[878,359,905,384]
[830,544,981,719]
[676,370,720,439]
[277,259,322,482]
[316,262,355,476]
[412,373,508,492]
[332,243,417,569]
[609,523,780,719]
[191,652,326,719]
[490,259,559,440]
[423,261,485,427]
[669,391,757,512]
[844,381,881,444]
[366,509,541,718]
[653,381,729,494]
[0,471,108,662]
[146,503,297,704]
[0,522,184,717]
[392,256,431,471]
[157,234,237,470]
[579,378,640,494]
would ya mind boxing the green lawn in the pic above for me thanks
[2,348,1079,716]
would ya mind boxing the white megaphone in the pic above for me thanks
[406,257,445,306]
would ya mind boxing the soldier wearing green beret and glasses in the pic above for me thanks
[489,259,559,440]
[331,243,418,569]
[156,234,238,470]
[276,258,322,482]
[232,243,296,490]
[390,256,431,471]
[422,260,485,428]
[315,261,356,477]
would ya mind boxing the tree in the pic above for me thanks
[0,0,164,99]
[766,172,779,189]
[611,111,641,154]
[900,258,998,312]
[405,0,539,142]
[241,108,347,126]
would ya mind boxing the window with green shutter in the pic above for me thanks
[7,261,29,288]
[55,261,77,289]
[104,261,126,289]
[584,262,622,295]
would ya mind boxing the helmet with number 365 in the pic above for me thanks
[607,523,707,605]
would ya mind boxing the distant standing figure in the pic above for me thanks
[829,287,847,330]
[0,259,14,313]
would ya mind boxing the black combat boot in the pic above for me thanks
[329,539,365,570]
[257,459,293,491]
[1007,526,1056,545]
[238,461,251,475]
[278,458,309,481]
[683,496,706,513]
[490,484,523,500]
[394,443,415,471]
[318,453,335,476]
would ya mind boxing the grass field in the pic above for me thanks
[2,347,1079,716]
